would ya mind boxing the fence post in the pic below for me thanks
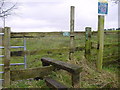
[97,15,104,71]
[0,28,3,88]
[69,6,75,60]
[85,27,92,60]
[3,27,11,87]
[72,72,80,88]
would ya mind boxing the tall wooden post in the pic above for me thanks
[3,27,11,87]
[85,27,92,60]
[0,28,3,88]
[97,15,104,71]
[72,72,80,88]
[69,6,75,60]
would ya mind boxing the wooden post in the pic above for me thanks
[97,15,104,71]
[85,27,92,60]
[69,6,75,60]
[0,28,3,88]
[72,72,80,88]
[3,27,11,87]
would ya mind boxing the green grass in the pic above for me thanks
[4,32,119,88]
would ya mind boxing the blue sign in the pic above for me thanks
[63,32,70,36]
[98,2,108,14]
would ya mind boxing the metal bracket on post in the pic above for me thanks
[24,37,27,69]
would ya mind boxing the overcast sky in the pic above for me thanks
[0,0,118,32]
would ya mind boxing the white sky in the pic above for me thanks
[0,0,118,32]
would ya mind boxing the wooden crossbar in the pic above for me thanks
[45,77,68,89]
[10,66,55,81]
[41,57,82,74]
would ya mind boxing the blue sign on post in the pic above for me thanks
[98,2,108,14]
[63,32,70,36]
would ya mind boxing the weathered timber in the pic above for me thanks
[72,72,80,88]
[11,51,23,56]
[69,6,75,60]
[85,27,92,60]
[10,66,55,81]
[18,46,84,56]
[41,57,82,88]
[3,27,11,87]
[97,15,104,71]
[11,36,35,38]
[41,57,82,74]
[45,77,68,89]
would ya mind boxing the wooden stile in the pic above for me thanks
[41,57,82,88]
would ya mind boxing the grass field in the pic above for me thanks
[6,31,120,88]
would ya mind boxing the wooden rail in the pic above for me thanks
[41,57,82,88]
[10,66,55,81]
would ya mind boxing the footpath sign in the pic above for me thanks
[63,32,70,36]
[98,0,108,14]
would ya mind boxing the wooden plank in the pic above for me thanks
[45,77,68,89]
[10,66,55,81]
[3,27,11,87]
[85,27,92,60]
[41,57,82,74]
[97,15,104,71]
[9,46,85,56]
[69,6,75,60]
[11,51,23,56]
[11,36,35,38]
